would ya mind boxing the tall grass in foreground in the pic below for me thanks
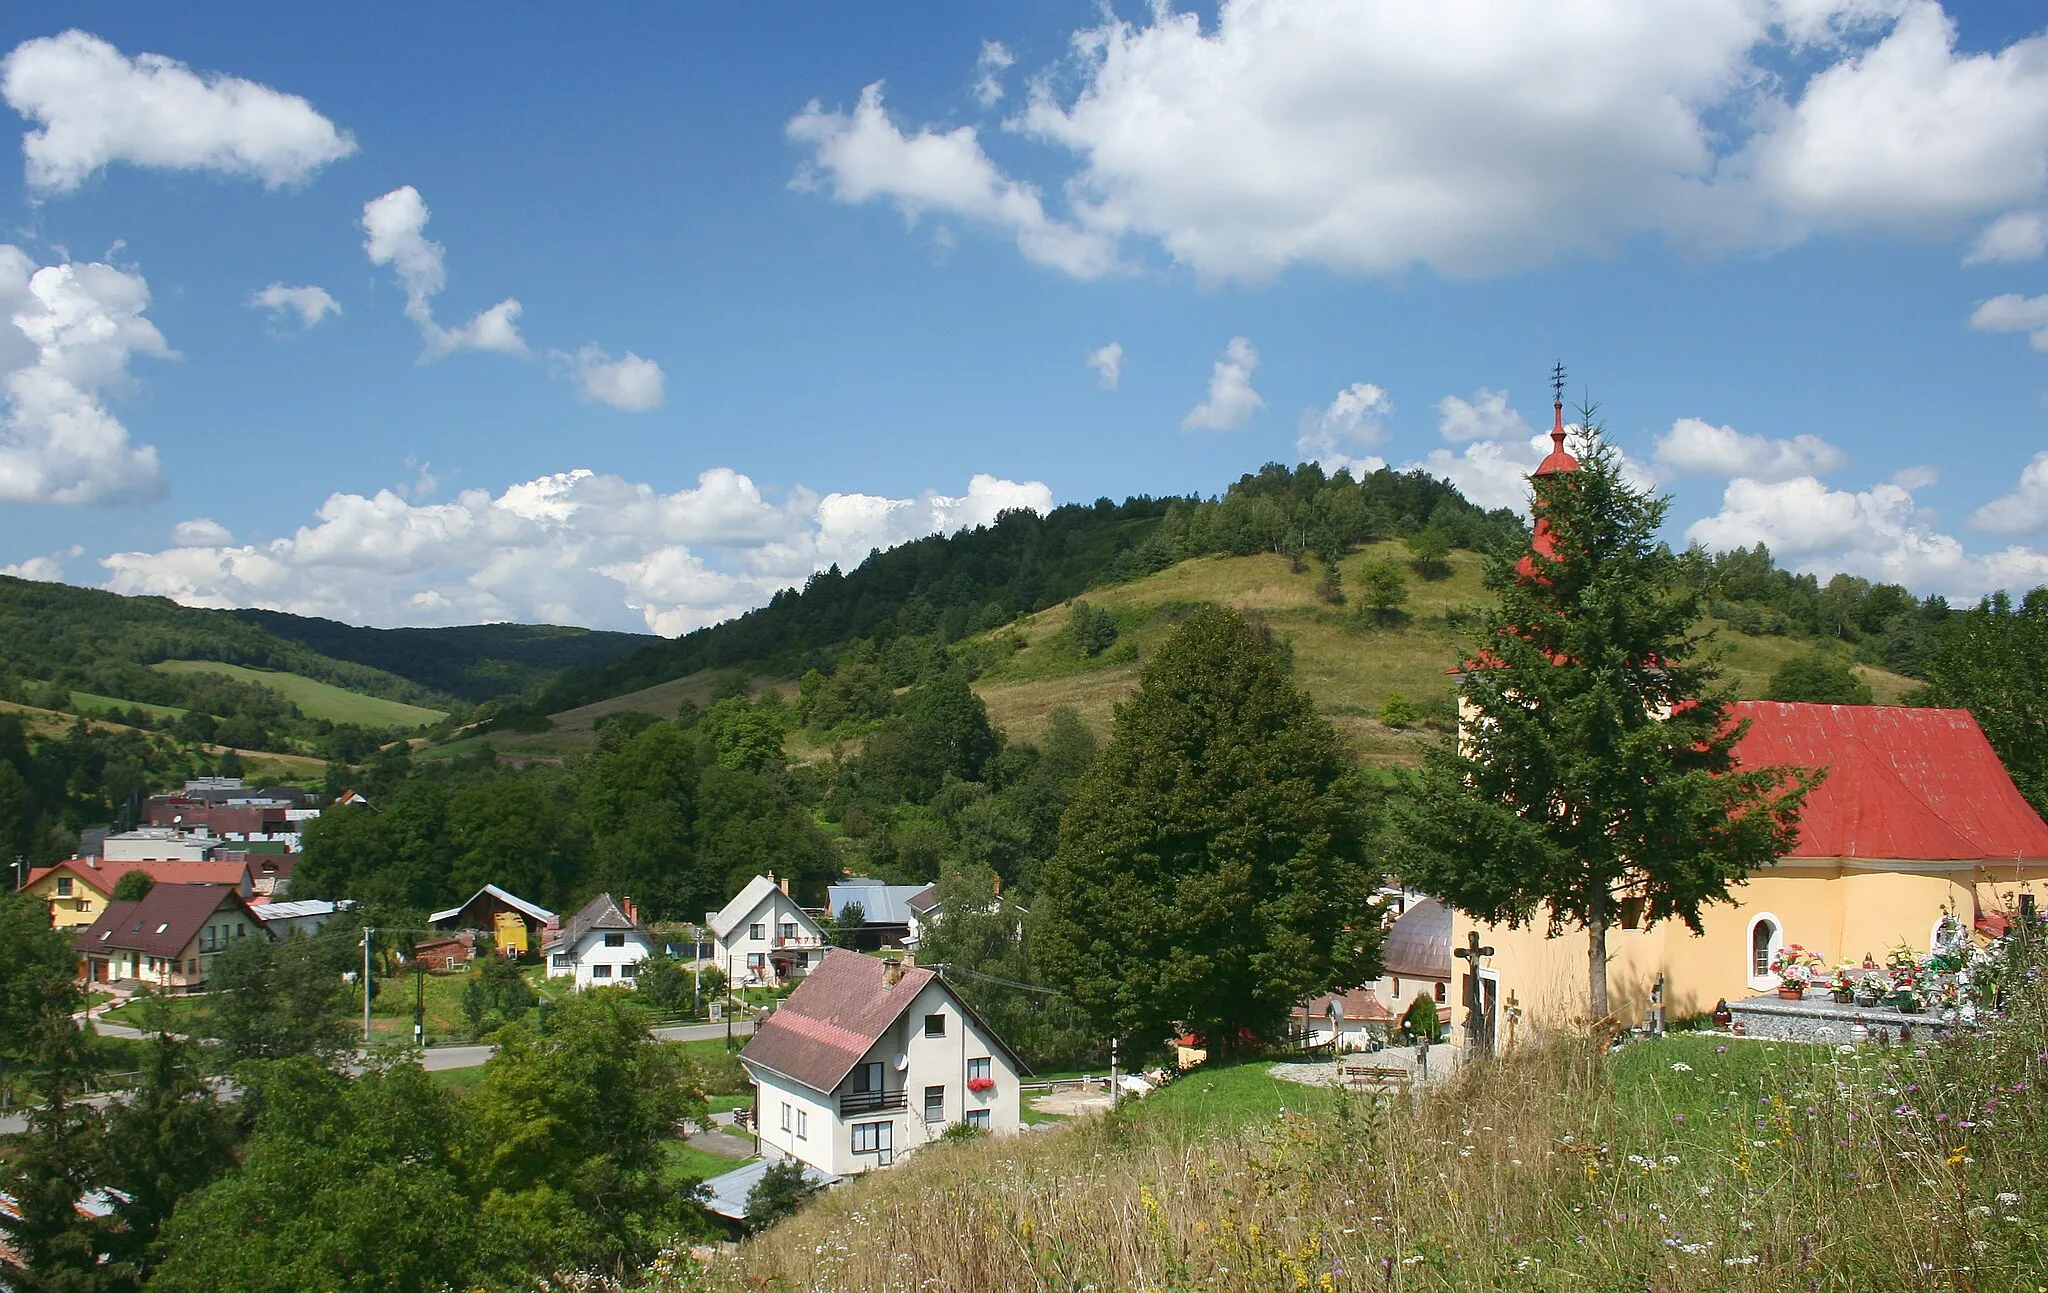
[618,963,2047,1292]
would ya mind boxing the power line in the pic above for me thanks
[929,962,1066,996]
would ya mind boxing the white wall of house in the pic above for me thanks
[749,978,1023,1177]
[715,889,827,985]
[545,928,656,989]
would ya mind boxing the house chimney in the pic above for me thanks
[882,956,902,988]
[779,876,790,896]
[992,875,1001,897]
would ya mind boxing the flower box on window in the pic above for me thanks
[966,1076,996,1094]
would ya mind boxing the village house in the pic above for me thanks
[1378,896,1452,1022]
[708,873,828,986]
[740,948,1028,1177]
[98,828,219,862]
[74,882,268,989]
[251,898,345,940]
[826,879,934,951]
[19,858,256,930]
[1296,987,1396,1051]
[544,893,654,988]
[429,884,556,957]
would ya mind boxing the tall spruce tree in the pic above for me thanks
[1032,606,1383,1056]
[1920,587,2048,814]
[1395,416,1812,1021]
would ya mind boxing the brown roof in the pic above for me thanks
[28,858,252,897]
[546,892,643,952]
[1305,987,1395,1023]
[74,883,258,958]
[740,949,941,1094]
[1382,898,1452,980]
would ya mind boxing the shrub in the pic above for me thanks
[111,870,156,902]
[1377,693,1421,729]
[745,1159,821,1232]
[1399,992,1440,1042]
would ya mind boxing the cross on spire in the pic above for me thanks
[1550,361,1567,406]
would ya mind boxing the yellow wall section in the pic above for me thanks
[493,908,530,954]
[24,872,109,928]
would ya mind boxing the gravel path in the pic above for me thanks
[1269,1042,1462,1089]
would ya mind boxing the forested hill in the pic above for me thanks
[233,610,650,703]
[534,463,1526,712]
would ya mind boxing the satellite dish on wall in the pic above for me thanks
[893,1053,909,1071]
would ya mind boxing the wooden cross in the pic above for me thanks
[1454,932,1495,1053]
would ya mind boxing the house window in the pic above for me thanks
[859,1061,884,1092]
[1747,914,1783,989]
[747,952,766,969]
[591,964,613,979]
[1433,982,1447,1005]
[924,1013,946,1038]
[56,877,72,896]
[795,1109,808,1140]
[2023,893,2039,919]
[186,959,196,973]
[749,922,766,941]
[552,953,570,967]
[967,1057,990,1082]
[620,961,637,977]
[604,932,625,948]
[779,921,797,940]
[924,1085,945,1123]
[967,1110,990,1130]
[781,1102,792,1132]
[851,1120,893,1155]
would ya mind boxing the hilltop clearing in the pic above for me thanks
[153,660,447,728]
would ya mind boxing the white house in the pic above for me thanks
[708,873,828,986]
[739,948,1028,1176]
[544,893,655,989]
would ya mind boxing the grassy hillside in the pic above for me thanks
[968,544,1918,767]
[153,660,447,728]
[675,1012,2048,1291]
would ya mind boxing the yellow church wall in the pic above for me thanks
[1450,863,2004,1047]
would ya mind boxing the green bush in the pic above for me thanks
[1399,993,1440,1042]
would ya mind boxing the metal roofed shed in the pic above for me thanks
[697,1157,838,1221]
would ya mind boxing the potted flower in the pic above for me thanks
[1889,968,1924,1014]
[967,1076,996,1095]
[1853,971,1884,1009]
[1770,945,1823,999]
[1827,967,1858,1005]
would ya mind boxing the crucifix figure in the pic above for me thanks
[1454,931,1495,1055]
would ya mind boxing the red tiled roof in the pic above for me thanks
[740,948,937,1094]
[26,857,252,895]
[73,883,258,958]
[1729,702,2048,862]
[1304,987,1395,1023]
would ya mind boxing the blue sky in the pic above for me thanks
[3,1,2048,633]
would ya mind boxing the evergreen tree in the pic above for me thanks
[743,1159,820,1231]
[1395,423,1814,1021]
[1032,606,1384,1057]
[101,1025,237,1283]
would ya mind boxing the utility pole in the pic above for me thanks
[362,926,375,1044]
[414,958,425,1049]
[10,856,23,892]
[1108,1037,1119,1110]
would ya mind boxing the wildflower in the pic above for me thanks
[1724,1256,1759,1266]
[1671,1062,1693,1072]
[1997,1192,2022,1207]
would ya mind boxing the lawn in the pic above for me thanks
[152,659,447,728]
[102,993,212,1034]
[425,1064,490,1094]
[68,689,189,720]
[664,1139,754,1187]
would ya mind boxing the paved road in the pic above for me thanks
[411,1018,754,1072]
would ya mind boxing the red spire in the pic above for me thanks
[1533,396,1578,478]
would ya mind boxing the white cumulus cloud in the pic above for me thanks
[0,244,170,505]
[1970,451,2048,535]
[2,544,80,582]
[1964,211,2048,265]
[1297,382,1391,474]
[1086,341,1123,390]
[1406,428,1656,515]
[1652,417,1848,481]
[1,30,355,193]
[100,467,1055,636]
[552,346,666,412]
[795,1,2048,281]
[786,83,1118,280]
[1181,336,1262,431]
[1687,472,2048,599]
[973,40,1015,107]
[1436,388,1532,443]
[361,185,528,360]
[1970,291,2048,349]
[248,283,339,331]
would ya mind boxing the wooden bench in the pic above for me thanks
[1340,1063,1414,1090]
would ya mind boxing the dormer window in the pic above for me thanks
[56,877,72,896]
[603,932,625,948]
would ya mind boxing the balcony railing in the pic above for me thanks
[839,1087,907,1116]
[774,933,824,948]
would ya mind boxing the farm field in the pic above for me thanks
[153,659,447,728]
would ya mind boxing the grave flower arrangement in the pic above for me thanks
[1770,945,1825,996]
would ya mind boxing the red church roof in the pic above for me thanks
[1729,702,2048,862]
